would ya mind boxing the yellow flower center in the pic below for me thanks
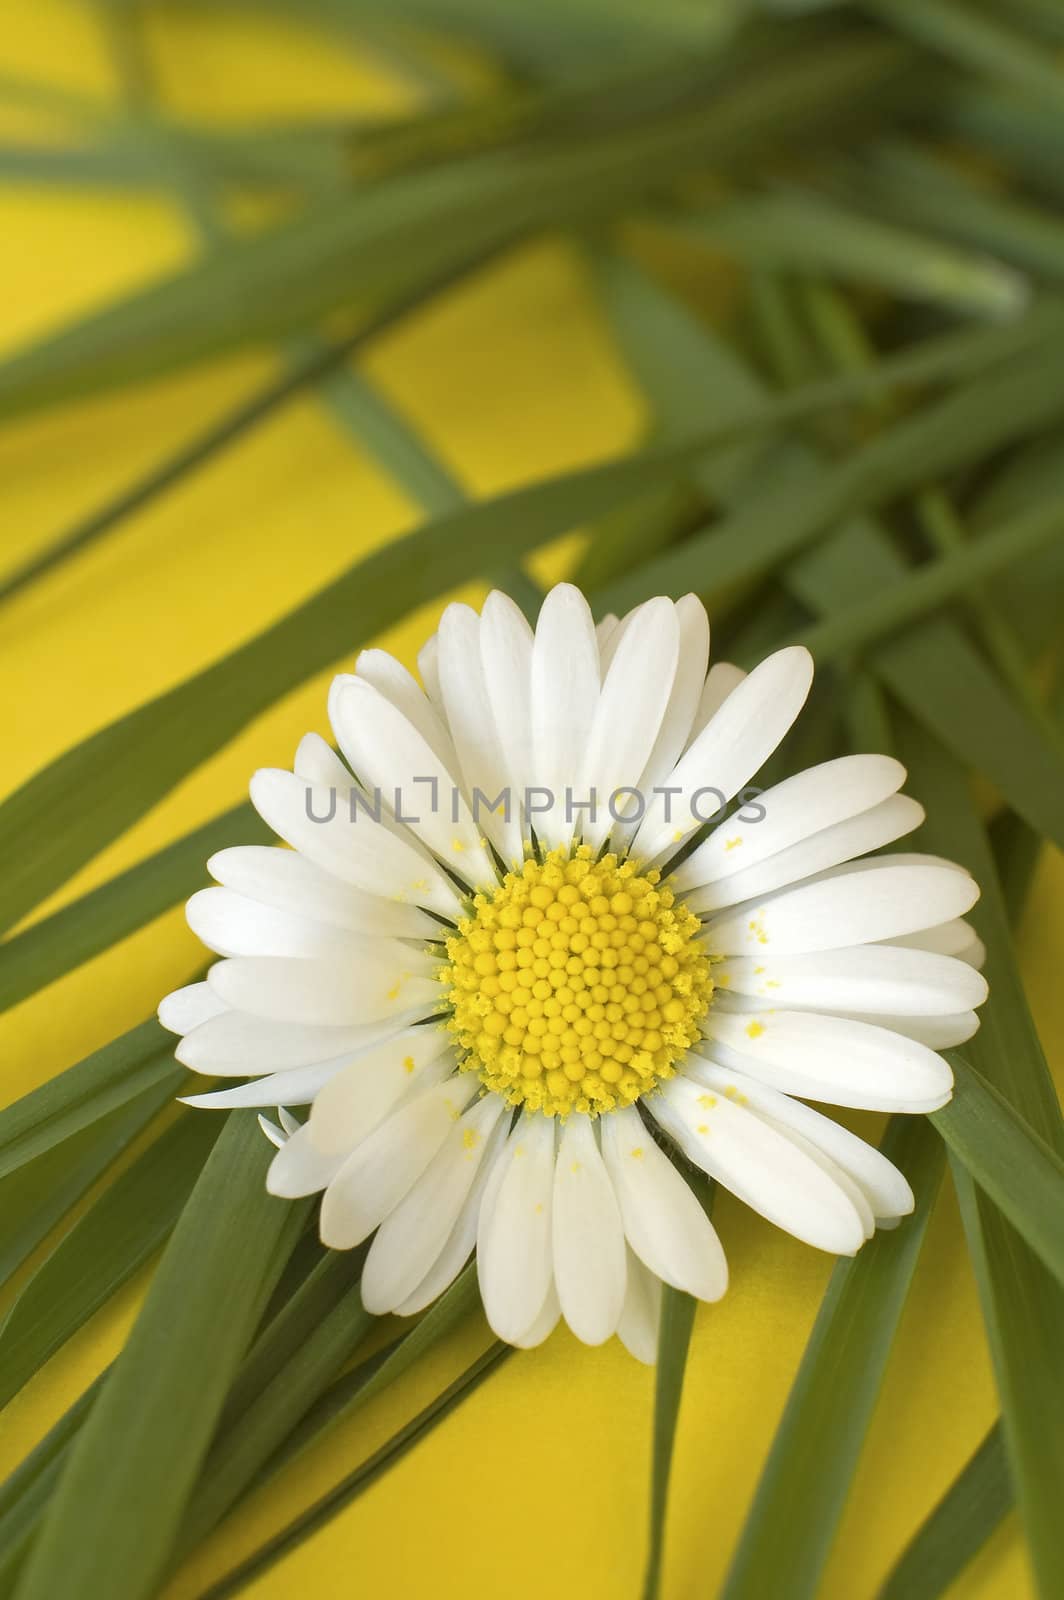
[441,845,713,1117]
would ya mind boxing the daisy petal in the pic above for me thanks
[650,1076,867,1255]
[175,1010,411,1075]
[685,1055,914,1221]
[319,1075,477,1249]
[355,648,459,774]
[600,1106,727,1301]
[266,1122,346,1198]
[436,602,524,866]
[186,886,373,961]
[329,675,497,888]
[552,1114,627,1345]
[181,1060,362,1110]
[477,1113,556,1344]
[249,767,461,919]
[512,1280,561,1349]
[701,1008,954,1112]
[828,1010,980,1048]
[703,861,979,957]
[293,732,352,789]
[579,596,680,850]
[531,583,601,851]
[686,662,746,747]
[675,752,908,893]
[394,1115,511,1316]
[633,645,814,862]
[158,982,227,1035]
[207,951,440,1026]
[713,943,988,1016]
[480,590,535,829]
[617,1250,662,1366]
[307,1029,455,1156]
[361,1094,506,1314]
[208,845,438,940]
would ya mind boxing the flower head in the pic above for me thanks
[159,586,986,1359]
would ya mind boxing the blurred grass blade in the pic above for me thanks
[0,1114,219,1409]
[670,188,1027,316]
[721,1118,943,1600]
[865,0,1064,106]
[0,1092,181,1290]
[197,1341,514,1600]
[14,1115,310,1600]
[0,1020,183,1182]
[932,1057,1064,1288]
[0,803,265,1014]
[877,1423,1010,1600]
[642,1287,697,1600]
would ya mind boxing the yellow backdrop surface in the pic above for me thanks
[1,7,1060,1597]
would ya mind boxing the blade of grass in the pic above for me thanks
[0,1113,219,1409]
[14,1115,310,1600]
[642,1287,697,1600]
[0,1378,104,1600]
[877,1423,1010,1600]
[196,1340,514,1600]
[668,187,1027,317]
[864,0,1064,107]
[721,1118,944,1600]
[931,1056,1064,1288]
[0,1019,184,1183]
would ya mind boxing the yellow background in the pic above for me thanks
[1,6,1060,1596]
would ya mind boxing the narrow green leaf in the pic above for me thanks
[15,1115,310,1600]
[0,1378,103,1600]
[671,188,1027,316]
[721,1117,944,1600]
[0,1020,183,1183]
[197,1341,514,1600]
[932,1057,1064,1289]
[877,1423,1010,1600]
[0,804,264,1014]
[0,1114,219,1409]
[865,0,1064,107]
[642,1287,697,1600]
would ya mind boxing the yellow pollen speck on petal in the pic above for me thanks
[403,1055,415,1074]
[439,844,714,1117]
[697,1123,709,1135]
[630,1147,645,1160]
[698,1093,717,1109]
[462,1127,479,1150]
[724,836,743,851]
[746,1020,765,1039]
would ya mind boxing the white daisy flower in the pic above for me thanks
[159,585,987,1361]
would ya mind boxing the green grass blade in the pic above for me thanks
[14,1115,310,1600]
[0,1020,183,1183]
[0,804,265,1014]
[197,1341,514,1600]
[642,1287,697,1600]
[877,1423,1010,1600]
[0,1114,219,1409]
[0,1378,103,1600]
[865,0,1064,106]
[720,1117,944,1600]
[932,1057,1064,1288]
[671,188,1027,317]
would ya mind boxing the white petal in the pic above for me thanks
[355,647,459,774]
[700,1008,954,1112]
[552,1114,627,1345]
[617,1250,662,1365]
[393,1114,512,1316]
[633,645,814,862]
[883,920,980,958]
[266,1121,346,1198]
[612,594,710,847]
[713,944,987,1016]
[684,797,925,914]
[476,1113,556,1344]
[595,613,619,654]
[361,1094,505,1313]
[293,732,352,789]
[530,583,601,850]
[480,590,535,828]
[578,596,680,850]
[684,1055,913,1220]
[828,1010,980,1048]
[258,1114,287,1150]
[650,1076,867,1255]
[181,1060,359,1110]
[676,753,908,892]
[206,951,440,1026]
[319,1075,477,1248]
[175,1009,410,1074]
[208,845,438,941]
[511,1280,561,1349]
[307,1028,456,1155]
[186,886,376,961]
[686,662,746,747]
[329,676,497,887]
[417,632,443,709]
[600,1106,727,1301]
[703,861,979,957]
[249,767,461,919]
[158,982,228,1036]
[435,602,525,866]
